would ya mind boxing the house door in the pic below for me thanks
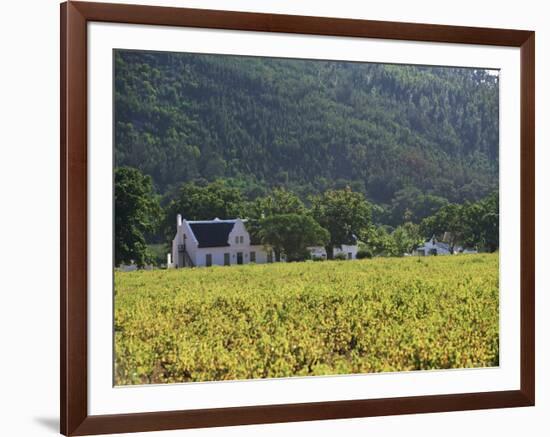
[180,253,187,267]
[237,252,243,265]
[224,253,230,266]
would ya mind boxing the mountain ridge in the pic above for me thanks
[114,50,499,224]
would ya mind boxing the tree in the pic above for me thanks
[421,203,464,253]
[420,192,499,253]
[115,167,160,267]
[389,186,449,226]
[359,225,397,257]
[248,187,306,218]
[257,214,329,262]
[392,222,424,256]
[162,180,245,240]
[477,192,499,252]
[462,192,499,251]
[311,188,371,259]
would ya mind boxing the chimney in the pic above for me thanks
[177,214,182,227]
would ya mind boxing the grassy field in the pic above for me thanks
[114,253,499,385]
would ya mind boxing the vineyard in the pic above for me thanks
[114,253,499,385]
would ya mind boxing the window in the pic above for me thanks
[235,236,239,244]
[224,253,230,266]
[240,236,244,244]
[205,254,212,267]
[250,251,256,263]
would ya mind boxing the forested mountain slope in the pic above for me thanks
[114,50,498,218]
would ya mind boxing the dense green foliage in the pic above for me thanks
[115,254,499,385]
[421,192,499,252]
[358,192,498,257]
[256,213,329,261]
[114,167,160,266]
[114,50,498,210]
[161,180,246,240]
[359,222,422,257]
[311,188,372,258]
[248,188,306,218]
[116,166,498,266]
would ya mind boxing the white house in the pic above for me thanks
[413,235,480,256]
[414,235,452,256]
[169,215,360,267]
[308,244,359,260]
[170,215,273,268]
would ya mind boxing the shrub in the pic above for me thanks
[356,249,373,259]
[334,253,347,261]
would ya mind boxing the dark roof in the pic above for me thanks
[189,222,235,248]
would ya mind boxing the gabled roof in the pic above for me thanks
[187,219,236,248]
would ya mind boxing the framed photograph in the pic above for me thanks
[61,1,535,435]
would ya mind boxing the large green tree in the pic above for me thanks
[311,188,372,259]
[163,180,245,240]
[392,222,424,256]
[359,225,397,257]
[248,188,306,218]
[462,192,499,251]
[420,203,464,253]
[388,186,449,226]
[115,167,160,267]
[359,222,422,257]
[420,192,499,253]
[257,214,329,262]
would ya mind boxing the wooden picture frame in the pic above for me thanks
[61,1,535,435]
